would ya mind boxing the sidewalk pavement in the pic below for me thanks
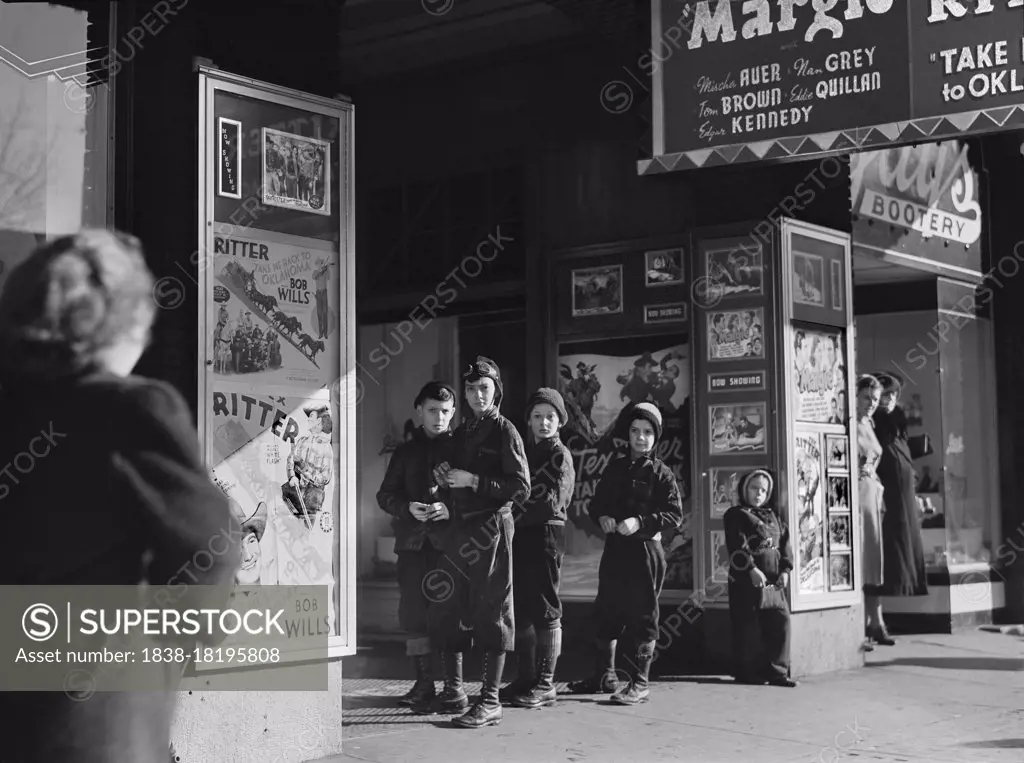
[321,630,1024,763]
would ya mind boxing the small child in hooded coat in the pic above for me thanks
[723,468,797,687]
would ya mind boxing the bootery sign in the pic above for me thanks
[850,140,983,272]
[647,0,1024,172]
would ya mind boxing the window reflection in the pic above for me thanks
[0,1,109,292]
[940,316,1000,565]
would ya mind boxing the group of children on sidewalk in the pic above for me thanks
[377,356,796,729]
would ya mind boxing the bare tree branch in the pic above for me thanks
[0,85,62,232]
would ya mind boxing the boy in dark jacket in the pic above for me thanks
[376,381,458,710]
[723,468,797,687]
[430,356,530,728]
[568,402,682,705]
[501,387,576,709]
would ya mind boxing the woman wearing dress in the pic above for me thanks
[856,374,892,647]
[873,371,929,605]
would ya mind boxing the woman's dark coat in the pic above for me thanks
[0,373,240,763]
[873,406,928,597]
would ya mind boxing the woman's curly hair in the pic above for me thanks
[0,229,156,383]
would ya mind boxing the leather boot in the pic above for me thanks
[452,651,505,728]
[869,624,896,646]
[499,628,536,702]
[567,638,620,695]
[417,652,467,715]
[398,654,436,707]
[512,627,560,708]
[611,640,654,705]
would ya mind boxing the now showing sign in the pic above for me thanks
[851,140,982,271]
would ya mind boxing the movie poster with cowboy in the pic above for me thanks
[208,383,338,638]
[795,430,825,594]
[556,342,693,591]
[208,231,340,389]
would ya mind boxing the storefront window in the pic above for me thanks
[0,1,111,291]
[854,297,1000,569]
[938,309,1000,565]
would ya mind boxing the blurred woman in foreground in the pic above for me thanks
[0,230,240,763]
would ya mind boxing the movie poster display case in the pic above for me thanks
[689,227,779,604]
[196,67,357,658]
[547,238,693,600]
[777,219,860,612]
[686,219,858,616]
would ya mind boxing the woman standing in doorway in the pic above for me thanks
[873,372,929,619]
[856,374,889,647]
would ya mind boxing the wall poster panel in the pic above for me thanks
[693,232,777,602]
[557,336,693,594]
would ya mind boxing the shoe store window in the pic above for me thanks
[851,141,1001,593]
[0,1,112,292]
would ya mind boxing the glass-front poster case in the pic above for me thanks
[779,219,859,612]
[198,69,356,657]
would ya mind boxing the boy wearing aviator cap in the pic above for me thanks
[429,356,530,729]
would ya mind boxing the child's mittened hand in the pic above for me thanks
[617,517,640,536]
[599,516,617,534]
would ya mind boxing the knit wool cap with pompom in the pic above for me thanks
[525,387,568,426]
[630,401,663,442]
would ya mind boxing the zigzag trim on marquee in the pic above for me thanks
[637,106,1024,175]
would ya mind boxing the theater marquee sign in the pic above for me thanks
[645,0,1024,173]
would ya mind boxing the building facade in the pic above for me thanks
[3,0,1024,760]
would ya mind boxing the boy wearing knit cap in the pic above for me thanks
[430,356,530,728]
[501,387,576,709]
[723,468,797,687]
[568,401,683,705]
[376,381,460,711]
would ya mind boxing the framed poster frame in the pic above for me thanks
[197,67,357,659]
[571,263,624,318]
[779,218,860,612]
